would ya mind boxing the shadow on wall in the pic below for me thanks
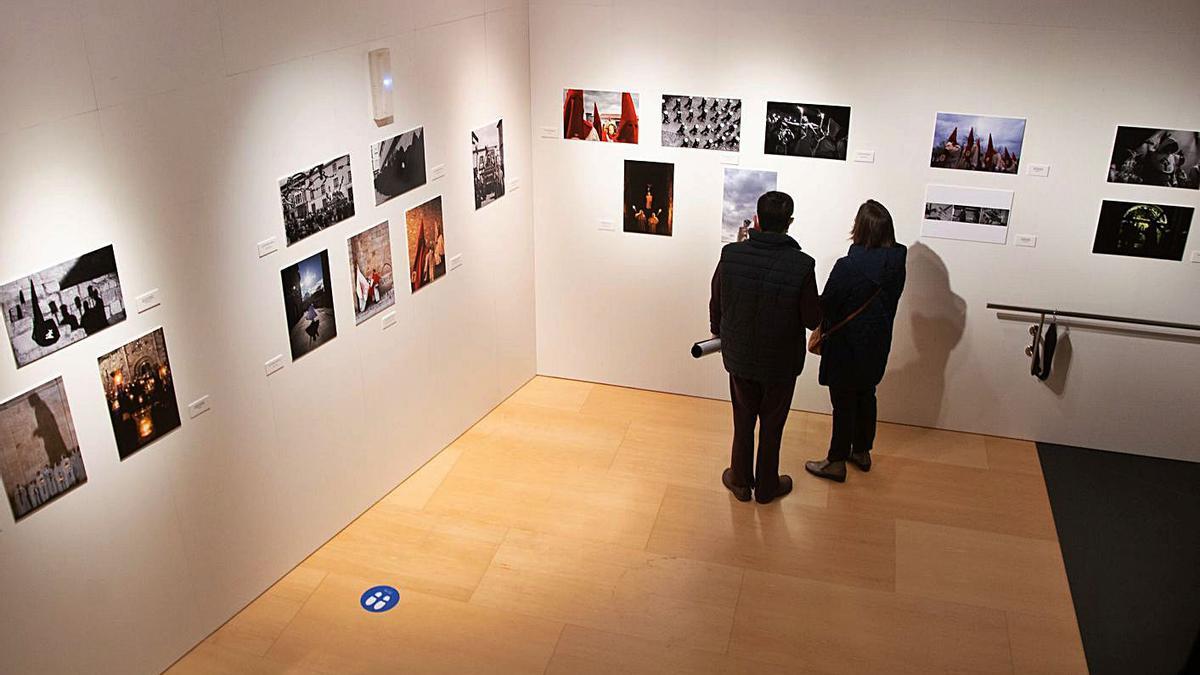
[879,243,966,427]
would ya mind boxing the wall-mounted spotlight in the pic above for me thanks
[368,48,394,127]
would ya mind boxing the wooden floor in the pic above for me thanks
[169,377,1087,674]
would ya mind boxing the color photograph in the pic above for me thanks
[279,154,355,245]
[1107,126,1200,190]
[472,119,506,209]
[921,184,1014,244]
[1092,200,1194,261]
[764,101,850,160]
[348,221,396,325]
[281,250,338,360]
[405,196,447,292]
[930,112,1024,173]
[624,160,674,236]
[722,168,777,243]
[1,244,126,368]
[98,327,182,460]
[371,127,427,205]
[0,377,86,522]
[563,89,639,144]
[662,95,741,152]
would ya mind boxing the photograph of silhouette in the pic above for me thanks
[764,101,850,160]
[98,327,182,460]
[348,221,396,324]
[371,127,427,206]
[722,168,776,242]
[280,250,338,360]
[1092,200,1194,261]
[1107,126,1200,190]
[0,377,87,521]
[405,196,447,293]
[623,160,674,236]
[930,112,1024,174]
[472,119,506,209]
[279,154,355,246]
[662,95,741,151]
[1,244,127,368]
[562,89,639,144]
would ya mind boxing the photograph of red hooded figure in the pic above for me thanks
[562,89,639,144]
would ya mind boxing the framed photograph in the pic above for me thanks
[348,222,396,324]
[1107,126,1200,190]
[279,154,355,245]
[921,184,1014,244]
[764,101,851,160]
[662,95,741,152]
[405,196,447,292]
[1092,200,1194,261]
[929,112,1025,174]
[371,127,427,206]
[563,89,639,144]
[722,168,777,243]
[280,250,338,360]
[98,327,182,460]
[623,160,674,236]
[472,119,506,209]
[0,377,87,522]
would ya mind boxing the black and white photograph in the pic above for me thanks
[662,95,741,152]
[930,112,1024,173]
[921,184,1014,244]
[722,168,776,243]
[348,221,396,324]
[98,328,182,460]
[371,127,427,206]
[281,250,338,360]
[0,377,87,522]
[1107,126,1200,190]
[764,101,851,160]
[923,202,1010,226]
[1,244,126,369]
[472,119,506,209]
[279,154,355,246]
[1092,200,1194,261]
[623,160,674,236]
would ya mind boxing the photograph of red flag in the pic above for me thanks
[563,89,639,144]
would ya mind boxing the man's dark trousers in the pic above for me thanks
[729,373,797,495]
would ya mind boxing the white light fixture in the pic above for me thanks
[368,48,394,127]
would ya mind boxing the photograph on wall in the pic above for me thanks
[929,112,1024,174]
[563,89,639,144]
[921,184,1014,244]
[662,95,741,151]
[281,250,337,360]
[98,328,181,460]
[348,221,396,324]
[1092,200,1194,261]
[405,196,446,293]
[279,154,355,246]
[0,377,86,522]
[722,168,777,243]
[371,127,427,206]
[1107,126,1200,190]
[764,101,850,160]
[623,160,674,236]
[472,119,506,209]
[1,245,126,369]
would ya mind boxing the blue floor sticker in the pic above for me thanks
[360,585,399,613]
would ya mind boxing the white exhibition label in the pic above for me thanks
[921,184,1014,245]
[135,288,161,313]
[719,154,740,166]
[853,150,876,163]
[188,395,211,418]
[257,237,279,258]
[381,311,397,329]
[598,218,616,231]
[430,164,447,181]
[449,254,463,270]
[264,355,285,376]
[540,126,558,139]
[1028,164,1051,177]
[507,177,521,192]
[1015,234,1038,247]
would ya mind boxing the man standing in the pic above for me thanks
[709,191,821,504]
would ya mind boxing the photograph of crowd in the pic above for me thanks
[764,101,850,160]
[563,89,639,144]
[472,119,506,209]
[623,160,674,236]
[406,196,447,292]
[279,154,355,246]
[921,184,1014,244]
[0,377,86,521]
[281,250,338,360]
[722,168,777,243]
[1107,126,1200,190]
[98,327,182,460]
[1093,200,1194,261]
[1,244,126,369]
[348,221,396,324]
[661,95,741,152]
[371,127,427,206]
[930,112,1024,174]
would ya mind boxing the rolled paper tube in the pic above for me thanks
[691,338,721,358]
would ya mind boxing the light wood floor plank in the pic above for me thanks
[1006,610,1089,674]
[545,624,797,675]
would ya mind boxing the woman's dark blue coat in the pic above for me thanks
[818,243,907,388]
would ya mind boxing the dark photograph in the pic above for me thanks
[661,95,741,152]
[371,127,427,206]
[1092,200,1194,261]
[1107,126,1200,190]
[472,119,506,210]
[563,89,639,144]
[348,221,396,325]
[924,202,1010,226]
[0,377,87,522]
[1,244,126,368]
[930,112,1024,174]
[98,327,182,460]
[623,160,674,236]
[279,154,355,246]
[281,250,338,360]
[764,101,850,160]
[405,196,447,292]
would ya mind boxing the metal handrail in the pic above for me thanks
[987,303,1200,332]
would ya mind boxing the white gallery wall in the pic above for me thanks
[0,1,534,673]
[530,0,1200,462]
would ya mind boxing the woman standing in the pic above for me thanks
[806,200,907,482]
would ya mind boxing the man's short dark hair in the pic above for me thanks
[757,191,794,233]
